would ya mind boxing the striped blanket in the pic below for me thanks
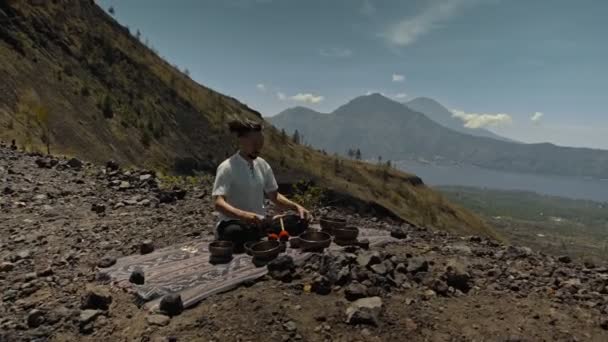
[99,225,396,312]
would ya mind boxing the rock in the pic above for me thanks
[312,276,332,295]
[36,267,53,277]
[0,262,15,272]
[558,255,572,264]
[345,297,383,326]
[129,269,145,285]
[119,181,131,190]
[147,314,170,327]
[267,255,295,282]
[422,289,436,300]
[106,160,119,171]
[97,256,116,268]
[283,320,297,332]
[444,244,473,256]
[345,282,368,301]
[159,294,184,316]
[81,287,112,310]
[27,309,45,328]
[335,266,351,286]
[140,174,153,182]
[67,157,83,169]
[172,187,187,200]
[357,251,382,268]
[91,203,106,214]
[407,257,428,274]
[79,309,101,325]
[16,250,32,260]
[35,158,52,169]
[445,264,472,293]
[432,280,449,296]
[2,186,14,195]
[158,191,176,204]
[140,240,155,255]
[390,227,408,239]
[600,318,608,330]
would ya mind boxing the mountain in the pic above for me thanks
[269,94,608,179]
[0,1,491,236]
[404,97,518,143]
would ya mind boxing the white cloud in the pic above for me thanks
[360,0,376,16]
[392,73,405,82]
[290,93,324,104]
[384,0,473,47]
[451,109,513,129]
[531,112,544,123]
[256,83,266,92]
[319,47,353,58]
[394,93,408,99]
[277,92,286,101]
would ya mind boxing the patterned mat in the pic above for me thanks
[100,225,396,312]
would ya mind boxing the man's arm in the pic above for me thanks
[214,195,262,225]
[266,191,310,220]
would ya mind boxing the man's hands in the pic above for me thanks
[296,204,312,222]
[242,211,263,227]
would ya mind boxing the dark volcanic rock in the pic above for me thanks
[129,269,145,285]
[390,227,408,239]
[558,255,572,264]
[27,309,45,328]
[97,256,116,268]
[67,157,83,169]
[267,255,295,282]
[81,287,112,310]
[91,203,106,214]
[160,294,184,317]
[345,282,368,301]
[106,160,120,171]
[445,264,472,293]
[312,276,332,295]
[407,257,429,274]
[140,240,155,255]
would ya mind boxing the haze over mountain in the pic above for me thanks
[270,94,608,179]
[404,97,518,143]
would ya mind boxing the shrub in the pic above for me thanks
[102,95,113,118]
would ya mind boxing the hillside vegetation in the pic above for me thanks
[0,0,495,237]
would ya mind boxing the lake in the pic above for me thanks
[395,160,608,202]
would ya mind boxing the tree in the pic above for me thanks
[355,149,361,160]
[280,129,288,143]
[108,6,115,15]
[184,68,190,77]
[347,149,354,159]
[333,154,340,174]
[292,130,300,144]
[386,160,392,169]
[135,29,141,41]
[377,155,383,165]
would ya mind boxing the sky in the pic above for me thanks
[98,0,608,149]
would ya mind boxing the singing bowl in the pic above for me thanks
[319,216,347,232]
[250,240,281,260]
[209,241,234,258]
[299,231,332,251]
[332,226,359,241]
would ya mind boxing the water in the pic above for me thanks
[395,160,608,202]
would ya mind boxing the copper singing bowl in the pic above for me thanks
[299,231,331,251]
[319,216,347,232]
[332,226,359,241]
[209,241,233,258]
[250,240,281,260]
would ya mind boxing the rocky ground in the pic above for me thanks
[2,144,608,341]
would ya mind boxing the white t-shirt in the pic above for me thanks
[212,151,279,224]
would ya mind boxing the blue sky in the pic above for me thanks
[98,0,608,149]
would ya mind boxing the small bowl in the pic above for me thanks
[250,240,281,260]
[319,216,347,232]
[332,226,359,241]
[209,241,233,258]
[299,231,332,251]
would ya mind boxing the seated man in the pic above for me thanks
[212,119,311,251]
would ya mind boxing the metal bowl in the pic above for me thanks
[299,231,332,251]
[332,226,359,241]
[244,241,256,256]
[250,240,281,260]
[209,241,233,258]
[319,216,347,232]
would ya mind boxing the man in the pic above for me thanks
[212,119,311,251]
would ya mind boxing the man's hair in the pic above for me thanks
[228,119,263,137]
